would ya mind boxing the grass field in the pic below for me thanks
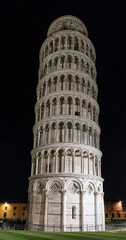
[0,230,126,240]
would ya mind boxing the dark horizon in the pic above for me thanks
[0,0,126,202]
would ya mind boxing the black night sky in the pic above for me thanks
[0,0,126,202]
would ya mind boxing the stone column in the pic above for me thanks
[44,102,46,119]
[55,152,58,172]
[62,189,67,231]
[99,160,101,177]
[101,192,105,231]
[73,125,76,143]
[63,153,66,172]
[43,127,45,144]
[31,191,36,230]
[31,158,34,176]
[93,157,96,175]
[48,126,51,144]
[81,190,86,231]
[40,154,43,174]
[81,152,83,174]
[72,152,75,173]
[36,157,39,175]
[95,192,99,231]
[50,101,53,116]
[43,189,48,231]
[38,128,40,147]
[45,81,48,94]
[47,154,50,173]
[40,104,42,120]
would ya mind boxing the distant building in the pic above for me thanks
[105,201,126,219]
[0,202,27,220]
[1,201,126,221]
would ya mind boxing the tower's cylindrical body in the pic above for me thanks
[28,15,105,232]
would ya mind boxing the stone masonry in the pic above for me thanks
[28,15,105,232]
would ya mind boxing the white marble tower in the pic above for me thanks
[28,15,105,232]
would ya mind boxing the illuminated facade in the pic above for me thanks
[28,15,105,231]
[0,202,27,219]
[105,201,126,219]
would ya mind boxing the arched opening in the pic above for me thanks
[87,81,90,95]
[59,122,65,143]
[88,103,92,119]
[91,67,94,78]
[52,98,57,116]
[43,151,47,173]
[35,129,38,148]
[82,100,86,118]
[92,85,95,98]
[41,103,44,119]
[81,78,86,93]
[82,124,87,144]
[66,122,73,142]
[67,36,72,49]
[80,40,84,52]
[45,124,49,144]
[90,48,93,60]
[81,59,85,71]
[86,62,89,73]
[75,98,80,116]
[74,37,79,50]
[89,153,94,175]
[38,152,41,174]
[67,74,72,90]
[54,57,58,71]
[42,82,46,96]
[46,100,50,118]
[75,123,81,143]
[75,75,80,91]
[94,130,97,148]
[67,55,72,68]
[95,156,98,176]
[83,151,88,174]
[93,106,96,121]
[53,76,58,92]
[60,75,65,90]
[66,149,72,172]
[37,107,40,122]
[48,60,52,73]
[50,149,55,173]
[74,56,79,70]
[86,44,89,56]
[44,64,47,76]
[75,150,81,173]
[54,38,59,51]
[57,149,64,172]
[60,55,65,69]
[89,127,93,145]
[61,36,65,50]
[67,97,72,115]
[51,123,56,143]
[40,126,43,146]
[49,40,53,54]
[60,97,65,115]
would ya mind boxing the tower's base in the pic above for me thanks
[28,176,105,232]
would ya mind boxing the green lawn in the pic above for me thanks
[0,230,126,240]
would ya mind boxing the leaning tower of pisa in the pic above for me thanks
[28,15,105,232]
